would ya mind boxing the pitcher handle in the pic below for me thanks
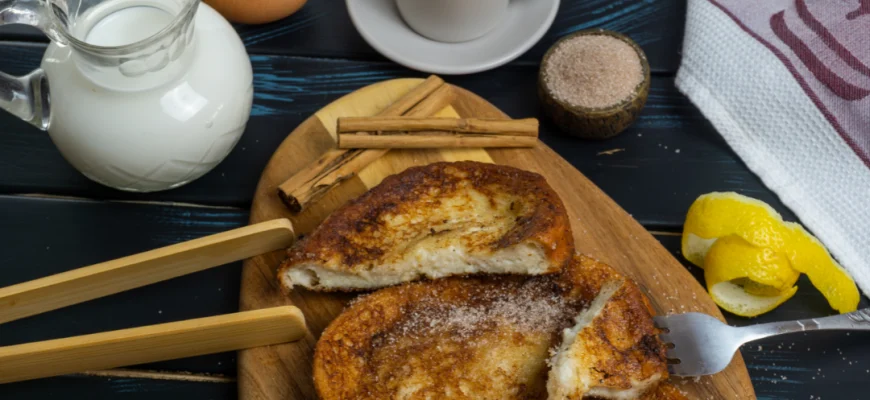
[0,0,55,130]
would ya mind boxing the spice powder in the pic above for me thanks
[544,34,644,109]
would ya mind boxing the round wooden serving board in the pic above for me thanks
[237,78,755,399]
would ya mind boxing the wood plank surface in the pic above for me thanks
[2,375,235,399]
[237,78,754,399]
[0,219,294,324]
[652,235,870,400]
[0,195,246,374]
[0,0,866,397]
[0,44,790,226]
[1,219,867,398]
[0,51,858,400]
[0,0,686,72]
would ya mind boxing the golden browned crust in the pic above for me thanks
[595,278,668,388]
[280,161,573,290]
[557,254,626,302]
[314,255,669,400]
[602,278,668,386]
[563,278,668,398]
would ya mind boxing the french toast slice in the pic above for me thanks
[314,275,579,399]
[279,161,573,291]
[313,255,669,400]
[547,262,668,399]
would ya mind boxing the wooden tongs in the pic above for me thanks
[0,219,305,384]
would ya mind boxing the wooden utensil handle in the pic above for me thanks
[0,306,306,384]
[0,219,295,324]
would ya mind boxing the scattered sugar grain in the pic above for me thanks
[385,280,569,345]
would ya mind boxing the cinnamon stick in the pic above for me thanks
[337,117,539,137]
[403,85,455,117]
[276,76,453,213]
[379,75,445,115]
[276,148,388,213]
[337,133,537,149]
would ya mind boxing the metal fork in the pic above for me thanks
[654,308,870,376]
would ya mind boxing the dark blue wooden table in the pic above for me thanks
[1,1,868,399]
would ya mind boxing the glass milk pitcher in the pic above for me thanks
[0,0,253,192]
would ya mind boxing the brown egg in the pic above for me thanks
[205,0,307,25]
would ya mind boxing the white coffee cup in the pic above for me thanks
[396,0,510,43]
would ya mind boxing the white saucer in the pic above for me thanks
[346,0,560,75]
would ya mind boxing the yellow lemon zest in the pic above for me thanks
[683,192,859,314]
[703,235,799,317]
[708,282,798,317]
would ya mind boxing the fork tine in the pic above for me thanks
[653,312,740,376]
[662,344,684,375]
[655,317,682,370]
[668,363,690,376]
[652,315,670,329]
[657,331,674,344]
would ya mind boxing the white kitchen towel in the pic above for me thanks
[676,0,870,293]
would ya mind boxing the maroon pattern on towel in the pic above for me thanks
[709,0,870,166]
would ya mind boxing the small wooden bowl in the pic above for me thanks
[538,29,651,139]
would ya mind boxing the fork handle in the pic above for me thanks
[740,308,870,342]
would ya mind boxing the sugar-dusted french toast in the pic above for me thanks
[314,255,670,399]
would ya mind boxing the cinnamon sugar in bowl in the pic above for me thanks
[539,30,650,139]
